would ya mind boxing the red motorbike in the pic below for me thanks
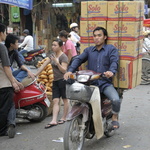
[22,47,46,67]
[14,78,50,123]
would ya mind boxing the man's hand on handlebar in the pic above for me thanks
[64,72,72,80]
[103,71,114,78]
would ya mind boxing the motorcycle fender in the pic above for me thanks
[66,103,89,122]
[40,100,48,107]
[90,86,104,140]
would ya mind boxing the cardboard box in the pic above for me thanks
[80,37,95,44]
[113,58,142,89]
[80,21,106,42]
[37,36,43,46]
[39,20,43,30]
[107,21,143,41]
[108,1,144,21]
[44,39,49,53]
[80,43,95,54]
[107,40,143,57]
[81,1,108,21]
[37,31,43,37]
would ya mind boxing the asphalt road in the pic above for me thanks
[0,67,150,150]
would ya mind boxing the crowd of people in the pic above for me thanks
[0,22,121,138]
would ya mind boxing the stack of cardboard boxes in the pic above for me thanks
[80,1,144,89]
[80,1,107,51]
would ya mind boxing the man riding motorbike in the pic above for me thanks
[69,23,80,54]
[18,29,33,62]
[64,26,121,129]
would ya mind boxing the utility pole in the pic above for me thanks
[0,4,4,23]
[8,5,12,26]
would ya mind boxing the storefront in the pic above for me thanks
[33,0,80,52]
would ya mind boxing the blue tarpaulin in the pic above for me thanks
[0,0,33,10]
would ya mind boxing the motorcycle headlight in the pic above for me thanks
[77,75,90,82]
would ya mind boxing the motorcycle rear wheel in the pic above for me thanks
[29,103,47,122]
[64,116,85,150]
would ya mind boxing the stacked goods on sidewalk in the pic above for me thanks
[37,57,54,115]
[37,57,54,95]
[107,1,144,89]
[80,1,144,89]
[80,1,107,46]
[80,1,108,69]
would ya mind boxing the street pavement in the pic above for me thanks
[0,66,150,150]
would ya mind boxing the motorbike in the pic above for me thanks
[64,70,121,150]
[20,46,46,68]
[14,78,50,123]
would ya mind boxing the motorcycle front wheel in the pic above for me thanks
[64,116,85,150]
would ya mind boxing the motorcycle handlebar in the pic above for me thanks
[100,73,106,78]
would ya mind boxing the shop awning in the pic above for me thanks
[143,19,150,27]
[0,0,33,10]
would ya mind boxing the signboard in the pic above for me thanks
[0,0,33,10]
[7,27,13,33]
[10,6,20,22]
[73,0,81,3]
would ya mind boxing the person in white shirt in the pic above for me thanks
[69,23,80,54]
[19,29,33,62]
[143,31,150,53]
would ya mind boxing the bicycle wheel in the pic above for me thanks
[141,58,150,84]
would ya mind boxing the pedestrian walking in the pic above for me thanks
[35,39,69,128]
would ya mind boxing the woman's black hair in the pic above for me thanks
[0,23,6,33]
[5,33,19,49]
[59,30,69,39]
[53,38,63,47]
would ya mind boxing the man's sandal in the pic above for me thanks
[111,121,120,130]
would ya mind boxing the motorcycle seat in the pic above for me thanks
[27,48,43,54]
